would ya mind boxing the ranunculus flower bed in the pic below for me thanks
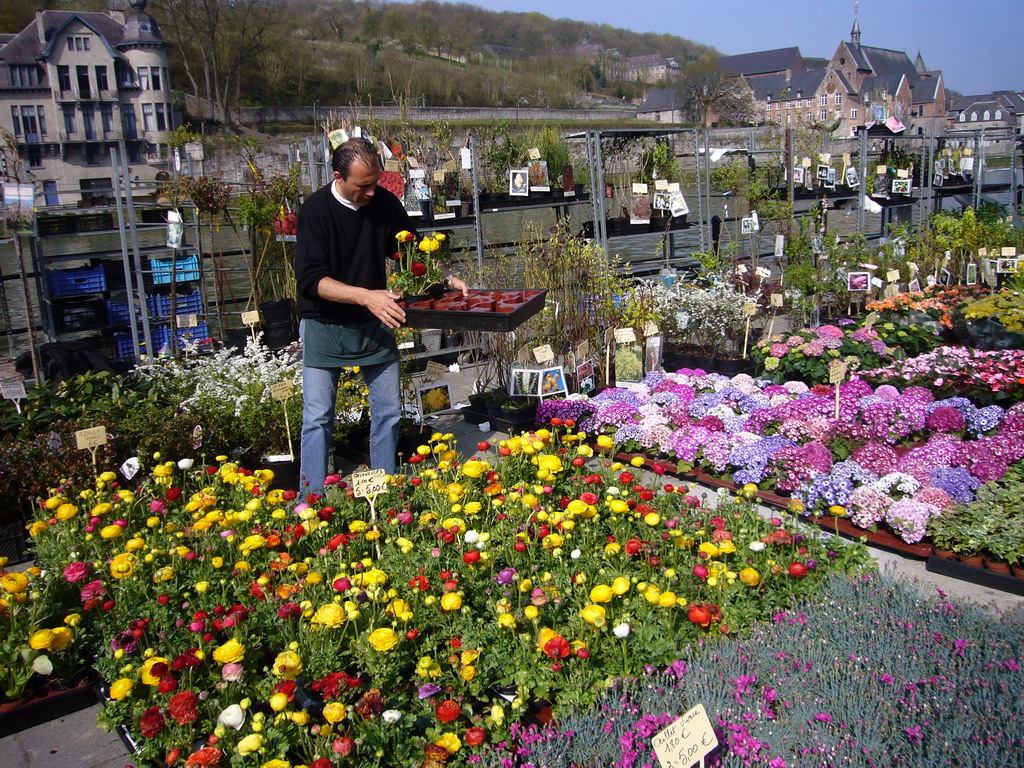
[866,284,992,329]
[862,345,1024,406]
[537,371,1024,544]
[26,435,869,767]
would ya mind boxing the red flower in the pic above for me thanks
[409,575,429,591]
[688,604,712,627]
[158,674,178,694]
[165,487,182,501]
[463,550,482,565]
[411,261,427,277]
[543,636,571,659]
[140,705,166,738]
[436,699,461,723]
[169,690,199,725]
[465,727,486,747]
[184,747,222,767]
[788,561,808,579]
[393,251,402,260]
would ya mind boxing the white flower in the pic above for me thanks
[177,458,194,470]
[606,487,620,497]
[382,709,402,723]
[476,541,487,550]
[464,530,479,545]
[217,704,246,730]
[571,549,582,559]
[748,541,766,552]
[613,623,631,638]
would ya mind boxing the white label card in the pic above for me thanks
[351,469,388,498]
[614,327,637,343]
[533,344,555,364]
[271,381,294,402]
[651,704,719,768]
[423,361,448,381]
[75,425,108,450]
[241,310,260,326]
[643,321,659,337]
[1,381,26,400]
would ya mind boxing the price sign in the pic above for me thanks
[527,147,541,160]
[433,169,446,182]
[842,152,851,165]
[742,302,757,317]
[178,313,199,328]
[654,179,669,190]
[75,425,107,450]
[614,327,637,344]
[443,159,457,173]
[1,380,26,400]
[770,293,784,307]
[978,247,988,258]
[460,147,472,169]
[423,361,448,381]
[886,270,900,283]
[516,345,530,366]
[533,344,555,364]
[897,168,909,179]
[907,261,920,274]
[643,321,660,337]
[876,165,887,175]
[801,157,812,168]
[863,311,878,328]
[575,340,590,361]
[651,704,718,768]
[829,360,849,385]
[407,156,419,168]
[774,234,784,257]
[631,183,649,194]
[271,381,294,402]
[351,469,388,499]
[1003,247,1018,257]
[241,310,260,326]
[384,159,400,172]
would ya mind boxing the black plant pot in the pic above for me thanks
[259,298,294,326]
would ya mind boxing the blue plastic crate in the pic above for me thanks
[150,254,200,284]
[146,291,205,317]
[106,299,141,325]
[113,334,147,360]
[150,322,210,351]
[47,264,107,297]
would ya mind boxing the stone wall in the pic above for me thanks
[233,105,636,126]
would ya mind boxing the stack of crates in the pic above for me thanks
[47,263,107,298]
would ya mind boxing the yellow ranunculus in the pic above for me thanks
[272,651,303,679]
[739,567,760,586]
[698,542,720,557]
[1,572,29,594]
[440,592,462,612]
[523,605,539,620]
[139,656,170,685]
[269,692,289,712]
[311,603,345,628]
[56,503,78,520]
[368,627,399,652]
[323,701,347,723]
[498,613,515,628]
[110,553,136,579]
[109,678,133,700]
[580,604,607,626]
[611,576,631,596]
[237,734,263,755]
[48,626,73,652]
[596,435,615,450]
[213,639,245,665]
[435,732,462,756]
[658,591,678,608]
[717,540,736,554]
[29,629,53,650]
[589,584,613,603]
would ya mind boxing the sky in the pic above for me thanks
[453,0,1024,96]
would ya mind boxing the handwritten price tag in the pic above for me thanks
[742,302,757,317]
[575,340,590,361]
[270,381,294,402]
[533,344,555,364]
[178,313,199,328]
[885,270,900,283]
[631,183,649,195]
[240,310,260,326]
[1003,247,1018,257]
[643,321,660,337]
[651,704,718,768]
[770,293,784,307]
[527,147,541,160]
[829,360,849,385]
[351,469,388,499]
[614,327,637,344]
[1,381,27,400]
[423,361,448,381]
[75,425,108,450]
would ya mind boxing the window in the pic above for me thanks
[10,107,20,136]
[151,67,161,91]
[138,68,150,90]
[155,103,167,131]
[996,110,1003,120]
[83,104,96,139]
[77,65,90,98]
[835,94,842,106]
[786,113,792,124]
[820,109,827,121]
[127,142,141,163]
[57,65,71,92]
[776,114,782,123]
[101,103,114,133]
[820,94,827,106]
[165,103,173,129]
[20,106,41,139]
[28,145,42,167]
[806,112,812,122]
[983,110,991,121]
[116,62,134,87]
[62,103,76,135]
[162,68,169,90]
[851,107,858,120]
[121,104,138,139]
[96,66,108,92]
[971,112,978,121]
[9,64,41,87]
[67,36,90,51]
[86,144,101,166]
[959,112,966,122]
[142,103,155,131]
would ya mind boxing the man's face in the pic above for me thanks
[334,161,379,206]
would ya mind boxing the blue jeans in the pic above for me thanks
[300,355,401,493]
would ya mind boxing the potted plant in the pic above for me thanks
[500,396,537,423]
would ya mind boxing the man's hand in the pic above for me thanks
[364,290,406,329]
[448,276,470,297]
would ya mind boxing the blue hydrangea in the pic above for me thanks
[966,404,1004,436]
[928,466,981,504]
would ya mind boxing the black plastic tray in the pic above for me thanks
[401,289,546,332]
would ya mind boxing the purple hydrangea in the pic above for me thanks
[928,466,981,504]
[885,499,940,543]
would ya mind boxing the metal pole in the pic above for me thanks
[110,145,141,361]
[117,140,154,359]
[974,128,983,211]
[703,130,713,249]
[786,127,794,236]
[585,131,601,246]
[693,130,706,253]
[1011,127,1019,222]
[468,134,483,269]
[858,127,868,234]
[594,131,608,254]
[305,137,316,192]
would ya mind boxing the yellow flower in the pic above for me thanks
[596,435,615,450]
[109,553,136,579]
[269,692,289,712]
[580,604,606,626]
[237,734,263,755]
[589,584,613,603]
[658,591,678,608]
[213,639,245,665]
[698,542,720,558]
[272,651,303,679]
[139,656,170,685]
[498,613,516,628]
[523,605,539,620]
[49,626,73,652]
[461,665,476,682]
[368,628,399,652]
[261,761,290,768]
[56,503,78,520]
[109,678,134,700]
[29,629,53,650]
[611,576,631,596]
[739,567,760,586]
[434,732,461,756]
[311,603,345,628]
[440,593,462,612]
[1,571,29,594]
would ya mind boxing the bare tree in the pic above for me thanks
[676,55,757,126]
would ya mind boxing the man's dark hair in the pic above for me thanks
[332,137,380,179]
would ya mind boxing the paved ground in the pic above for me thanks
[3,365,1023,766]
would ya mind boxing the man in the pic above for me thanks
[295,137,468,491]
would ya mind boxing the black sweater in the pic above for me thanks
[294,183,411,323]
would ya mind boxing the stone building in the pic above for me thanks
[0,1,175,208]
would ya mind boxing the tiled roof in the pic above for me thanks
[637,88,682,113]
[719,47,801,77]
[0,11,128,62]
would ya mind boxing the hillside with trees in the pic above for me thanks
[1,0,716,118]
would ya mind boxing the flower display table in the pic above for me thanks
[401,289,546,332]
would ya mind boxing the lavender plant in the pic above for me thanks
[481,572,1024,768]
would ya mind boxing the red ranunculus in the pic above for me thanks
[184,747,223,767]
[788,561,808,579]
[465,726,486,747]
[140,705,166,738]
[688,604,712,627]
[411,261,427,277]
[543,636,571,659]
[165,487,182,501]
[169,690,199,725]
[436,699,461,723]
[158,674,178,694]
